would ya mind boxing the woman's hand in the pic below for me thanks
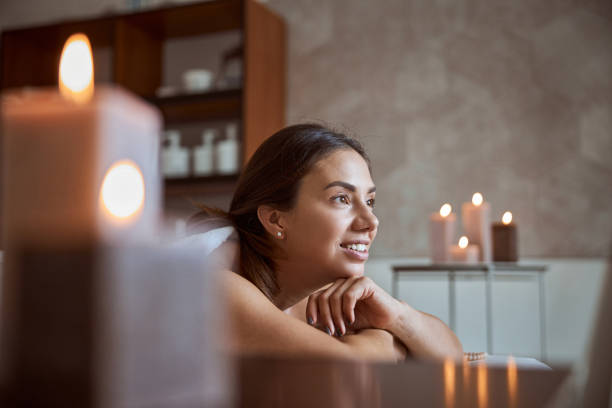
[306,276,405,336]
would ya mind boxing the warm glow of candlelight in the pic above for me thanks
[477,363,488,408]
[508,355,517,408]
[463,361,470,391]
[472,192,483,206]
[440,203,452,218]
[459,236,469,249]
[100,160,145,220]
[444,359,456,408]
[59,33,94,103]
[502,211,513,225]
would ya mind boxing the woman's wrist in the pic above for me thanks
[385,299,423,340]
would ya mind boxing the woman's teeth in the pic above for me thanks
[342,243,367,252]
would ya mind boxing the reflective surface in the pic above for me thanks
[237,356,569,408]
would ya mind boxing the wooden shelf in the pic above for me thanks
[164,174,239,196]
[124,0,243,38]
[149,88,242,124]
[1,0,285,199]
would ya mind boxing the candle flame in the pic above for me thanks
[440,203,452,218]
[472,192,483,206]
[444,359,456,408]
[459,236,469,249]
[502,211,513,225]
[100,160,145,221]
[508,355,518,408]
[59,33,94,103]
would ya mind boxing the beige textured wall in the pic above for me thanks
[264,0,612,257]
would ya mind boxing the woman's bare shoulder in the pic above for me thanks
[220,270,290,336]
[220,270,269,304]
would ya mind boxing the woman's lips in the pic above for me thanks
[340,245,369,261]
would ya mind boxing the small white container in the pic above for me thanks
[215,124,240,175]
[182,69,213,93]
[155,85,178,98]
[161,130,189,178]
[193,129,215,176]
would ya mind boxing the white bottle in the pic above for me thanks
[215,123,240,175]
[193,129,215,176]
[161,130,189,178]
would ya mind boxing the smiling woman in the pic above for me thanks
[190,124,463,362]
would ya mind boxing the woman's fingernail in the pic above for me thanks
[335,328,342,337]
[326,327,332,336]
[307,317,314,325]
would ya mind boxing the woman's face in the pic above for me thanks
[282,148,378,280]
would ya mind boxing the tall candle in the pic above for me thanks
[1,33,162,387]
[429,203,456,263]
[1,33,161,249]
[450,236,479,263]
[492,211,518,262]
[462,192,492,263]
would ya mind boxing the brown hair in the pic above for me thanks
[191,123,370,299]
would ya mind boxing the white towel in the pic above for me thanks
[171,226,235,258]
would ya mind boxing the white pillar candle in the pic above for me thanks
[1,34,162,386]
[1,33,162,249]
[450,236,479,263]
[461,192,492,263]
[429,203,456,263]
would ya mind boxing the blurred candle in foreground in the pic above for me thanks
[462,193,492,262]
[492,211,519,262]
[429,203,456,263]
[450,236,479,263]
[1,33,161,249]
[1,33,162,394]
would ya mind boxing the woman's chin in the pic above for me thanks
[338,265,365,279]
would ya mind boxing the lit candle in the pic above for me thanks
[0,34,229,406]
[492,211,518,262]
[1,33,162,249]
[450,236,479,263]
[429,203,456,263]
[0,33,162,388]
[461,193,492,263]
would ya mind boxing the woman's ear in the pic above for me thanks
[257,205,287,238]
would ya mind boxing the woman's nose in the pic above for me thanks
[353,205,378,232]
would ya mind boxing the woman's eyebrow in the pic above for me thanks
[324,181,376,193]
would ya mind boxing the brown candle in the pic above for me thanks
[492,211,518,262]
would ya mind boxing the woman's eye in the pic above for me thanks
[333,195,349,205]
[367,198,376,208]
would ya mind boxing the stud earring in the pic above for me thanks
[277,231,282,238]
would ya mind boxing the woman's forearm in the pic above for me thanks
[387,300,463,361]
[340,328,408,362]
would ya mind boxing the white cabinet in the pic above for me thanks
[392,266,546,359]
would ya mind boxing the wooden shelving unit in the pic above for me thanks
[148,88,243,124]
[0,0,286,197]
[164,174,239,196]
